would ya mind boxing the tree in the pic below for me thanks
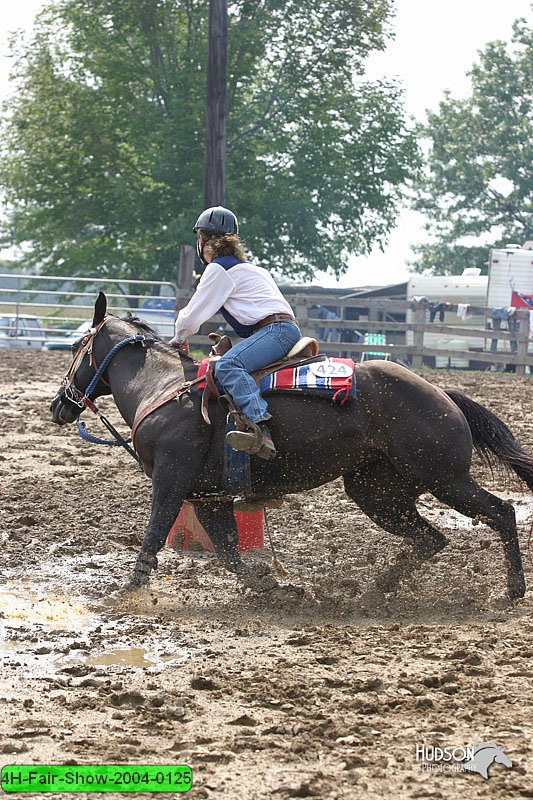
[410,17,532,275]
[0,0,418,282]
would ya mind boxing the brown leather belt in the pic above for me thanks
[253,313,297,332]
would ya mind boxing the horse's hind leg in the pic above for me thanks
[343,460,448,594]
[194,502,278,591]
[194,501,245,575]
[430,475,525,600]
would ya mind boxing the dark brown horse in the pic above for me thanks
[50,293,533,602]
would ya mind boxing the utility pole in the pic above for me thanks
[204,0,227,208]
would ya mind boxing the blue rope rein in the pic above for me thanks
[77,420,120,447]
[84,334,158,398]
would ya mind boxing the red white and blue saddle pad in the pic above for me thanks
[259,358,356,404]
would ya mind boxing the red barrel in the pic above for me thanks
[167,502,263,551]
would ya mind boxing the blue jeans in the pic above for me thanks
[215,322,301,423]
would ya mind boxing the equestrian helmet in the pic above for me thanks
[193,206,239,236]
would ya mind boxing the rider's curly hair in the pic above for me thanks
[201,231,247,262]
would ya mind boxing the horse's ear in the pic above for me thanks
[92,292,107,327]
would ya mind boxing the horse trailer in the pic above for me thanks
[406,274,488,368]
[487,242,533,308]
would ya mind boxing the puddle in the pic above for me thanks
[59,645,189,670]
[1,579,196,677]
[0,581,99,676]
[87,647,158,667]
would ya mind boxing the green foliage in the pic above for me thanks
[409,243,491,276]
[1,0,418,281]
[410,18,532,275]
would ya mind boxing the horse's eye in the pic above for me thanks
[70,334,89,355]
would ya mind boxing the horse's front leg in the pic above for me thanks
[127,427,210,589]
[127,469,187,589]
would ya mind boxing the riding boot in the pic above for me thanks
[226,421,277,461]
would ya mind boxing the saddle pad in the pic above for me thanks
[259,358,356,404]
[196,357,210,391]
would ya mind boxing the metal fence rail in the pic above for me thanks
[0,273,178,340]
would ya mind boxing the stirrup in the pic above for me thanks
[226,422,276,461]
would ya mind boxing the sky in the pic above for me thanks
[1,0,531,287]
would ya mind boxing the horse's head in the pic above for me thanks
[50,292,111,425]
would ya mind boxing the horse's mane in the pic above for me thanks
[117,312,196,364]
[119,312,162,338]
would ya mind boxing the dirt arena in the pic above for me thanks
[1,349,532,799]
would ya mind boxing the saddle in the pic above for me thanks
[200,332,321,425]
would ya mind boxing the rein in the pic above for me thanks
[130,372,206,445]
[64,329,159,409]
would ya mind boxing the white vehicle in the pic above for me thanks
[486,242,533,308]
[0,314,46,349]
[406,273,488,367]
[486,242,533,358]
[43,321,92,351]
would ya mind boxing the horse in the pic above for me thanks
[50,293,533,602]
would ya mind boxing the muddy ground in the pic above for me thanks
[1,349,532,800]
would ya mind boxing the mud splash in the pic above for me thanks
[0,580,195,677]
[0,582,96,630]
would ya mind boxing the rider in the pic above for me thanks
[170,206,301,460]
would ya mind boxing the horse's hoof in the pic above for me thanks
[375,577,398,594]
[374,569,405,594]
[489,589,515,610]
[358,584,388,612]
[285,582,305,597]
[107,578,152,605]
[242,572,279,592]
[106,587,130,604]
[108,584,133,600]
[508,576,526,600]
[270,583,305,599]
[122,573,150,593]
[220,558,246,577]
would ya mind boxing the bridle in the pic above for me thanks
[57,316,211,466]
[60,318,107,412]
[58,316,158,465]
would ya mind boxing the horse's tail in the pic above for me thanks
[445,389,533,492]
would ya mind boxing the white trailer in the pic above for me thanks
[487,243,533,308]
[406,274,488,367]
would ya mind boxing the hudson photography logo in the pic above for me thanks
[416,742,513,779]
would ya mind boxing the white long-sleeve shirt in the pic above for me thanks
[174,260,294,341]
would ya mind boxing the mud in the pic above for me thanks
[1,350,532,799]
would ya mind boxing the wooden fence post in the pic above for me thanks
[411,300,426,369]
[294,294,310,336]
[178,245,195,292]
[174,245,196,317]
[204,0,227,207]
[515,308,530,377]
